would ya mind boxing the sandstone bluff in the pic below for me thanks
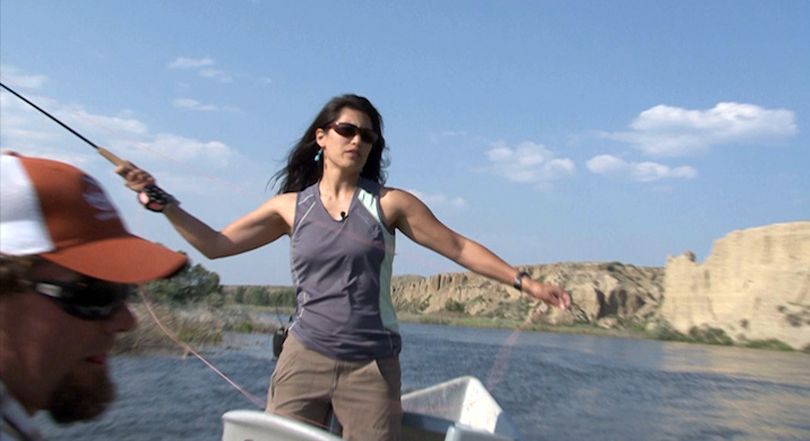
[391,221,810,351]
[662,221,809,350]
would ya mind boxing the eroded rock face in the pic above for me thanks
[661,222,810,350]
[391,262,664,325]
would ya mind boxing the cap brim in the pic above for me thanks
[40,234,188,284]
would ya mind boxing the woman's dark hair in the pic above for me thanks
[271,94,388,194]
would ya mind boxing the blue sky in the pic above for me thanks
[2,1,808,285]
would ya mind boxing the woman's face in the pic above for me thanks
[315,108,375,174]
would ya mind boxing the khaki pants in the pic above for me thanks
[267,332,402,441]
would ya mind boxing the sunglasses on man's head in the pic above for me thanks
[325,122,379,144]
[32,277,133,321]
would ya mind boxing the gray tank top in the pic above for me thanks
[288,178,400,360]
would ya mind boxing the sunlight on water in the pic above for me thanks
[38,324,810,441]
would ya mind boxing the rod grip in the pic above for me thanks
[97,147,126,166]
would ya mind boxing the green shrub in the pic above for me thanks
[688,326,733,346]
[141,259,222,305]
[742,339,793,351]
[227,321,255,333]
[243,286,270,305]
[444,299,466,314]
[649,326,692,342]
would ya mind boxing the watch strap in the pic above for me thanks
[513,270,530,291]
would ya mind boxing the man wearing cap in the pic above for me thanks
[0,152,187,440]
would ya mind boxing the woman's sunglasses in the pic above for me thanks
[32,277,133,321]
[325,122,379,144]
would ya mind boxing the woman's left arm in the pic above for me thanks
[383,188,570,309]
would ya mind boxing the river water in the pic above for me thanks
[38,323,810,440]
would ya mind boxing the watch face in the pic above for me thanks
[514,271,529,290]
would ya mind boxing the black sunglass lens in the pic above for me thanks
[333,123,377,144]
[333,124,358,138]
[36,278,130,320]
[361,131,378,144]
[71,281,126,305]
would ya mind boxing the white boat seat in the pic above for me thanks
[401,376,522,439]
[221,410,342,441]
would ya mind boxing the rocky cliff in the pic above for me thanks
[661,222,810,350]
[391,222,810,351]
[392,262,664,326]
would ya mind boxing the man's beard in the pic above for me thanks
[45,367,116,424]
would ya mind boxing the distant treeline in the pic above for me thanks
[225,285,296,308]
[136,257,295,308]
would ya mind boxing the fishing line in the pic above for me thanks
[136,290,340,431]
[2,80,546,423]
[137,287,267,409]
[1,81,272,409]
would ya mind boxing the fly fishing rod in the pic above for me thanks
[1,81,175,211]
[0,82,279,409]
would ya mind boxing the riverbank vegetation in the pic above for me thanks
[117,259,802,354]
[396,313,800,352]
[114,260,291,354]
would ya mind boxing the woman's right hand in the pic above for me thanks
[115,162,156,193]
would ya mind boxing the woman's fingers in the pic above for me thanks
[543,285,570,310]
[115,162,154,191]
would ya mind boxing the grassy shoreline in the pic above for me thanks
[398,312,801,352]
[397,312,651,339]
[113,303,281,355]
[114,304,802,355]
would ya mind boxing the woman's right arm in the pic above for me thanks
[162,196,293,258]
[117,163,295,259]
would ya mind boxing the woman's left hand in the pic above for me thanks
[522,279,571,310]
[115,161,156,193]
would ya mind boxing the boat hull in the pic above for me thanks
[221,376,522,441]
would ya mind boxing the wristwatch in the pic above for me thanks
[513,271,530,291]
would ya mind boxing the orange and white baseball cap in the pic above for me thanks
[0,152,187,283]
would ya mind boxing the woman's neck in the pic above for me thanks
[318,168,359,200]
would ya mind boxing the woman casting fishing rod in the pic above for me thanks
[118,94,570,441]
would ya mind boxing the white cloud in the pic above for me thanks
[586,154,697,182]
[168,57,215,69]
[427,129,492,145]
[1,83,147,159]
[0,65,47,89]
[173,98,218,111]
[408,189,468,209]
[63,105,149,137]
[168,57,233,83]
[172,97,239,113]
[484,141,575,184]
[133,134,236,166]
[1,68,240,170]
[198,68,233,83]
[606,102,797,157]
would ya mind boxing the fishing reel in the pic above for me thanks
[138,184,179,213]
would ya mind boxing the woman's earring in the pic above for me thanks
[314,149,323,162]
